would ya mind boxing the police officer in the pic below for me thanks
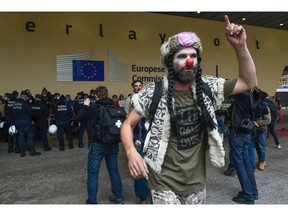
[30,94,52,151]
[73,91,86,148]
[41,87,52,112]
[53,94,73,151]
[4,91,19,153]
[85,91,97,149]
[25,89,35,105]
[13,91,41,157]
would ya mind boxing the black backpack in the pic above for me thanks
[229,90,262,133]
[94,105,127,145]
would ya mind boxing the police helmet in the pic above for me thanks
[0,121,5,129]
[48,124,57,134]
[9,125,17,135]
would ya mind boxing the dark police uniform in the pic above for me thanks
[4,94,19,153]
[13,91,41,157]
[53,95,73,151]
[85,95,97,149]
[30,94,51,151]
[73,93,86,148]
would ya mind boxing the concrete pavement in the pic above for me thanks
[0,119,288,205]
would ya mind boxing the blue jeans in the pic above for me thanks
[86,142,123,204]
[227,133,255,171]
[134,143,149,200]
[17,126,34,151]
[254,131,267,163]
[229,132,258,201]
[216,115,226,136]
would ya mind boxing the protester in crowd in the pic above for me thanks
[275,97,283,122]
[118,94,126,108]
[216,108,227,137]
[224,90,259,204]
[121,15,257,204]
[77,86,124,204]
[254,99,271,171]
[112,94,120,108]
[262,92,281,149]
[125,80,143,115]
[65,94,73,108]
[132,118,150,204]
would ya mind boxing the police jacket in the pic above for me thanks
[4,99,17,125]
[53,102,73,126]
[13,98,34,127]
[30,101,50,124]
[73,98,85,116]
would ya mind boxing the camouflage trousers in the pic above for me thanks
[150,187,206,204]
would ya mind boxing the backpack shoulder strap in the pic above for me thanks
[148,81,163,130]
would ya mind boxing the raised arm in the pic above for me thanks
[121,109,149,179]
[224,15,257,95]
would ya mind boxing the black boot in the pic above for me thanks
[44,146,52,151]
[78,141,83,148]
[20,150,25,157]
[14,147,20,154]
[69,144,74,149]
[8,135,14,153]
[43,140,52,151]
[29,149,41,156]
[59,144,65,151]
[8,146,13,153]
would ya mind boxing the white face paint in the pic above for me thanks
[172,47,198,83]
[133,82,143,93]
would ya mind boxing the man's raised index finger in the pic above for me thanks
[224,15,230,26]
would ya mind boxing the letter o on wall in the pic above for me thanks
[214,38,220,46]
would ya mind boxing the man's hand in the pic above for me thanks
[224,15,247,48]
[134,140,141,147]
[127,148,149,180]
[254,121,259,127]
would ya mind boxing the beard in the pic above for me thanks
[173,66,197,83]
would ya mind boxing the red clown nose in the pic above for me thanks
[186,58,194,67]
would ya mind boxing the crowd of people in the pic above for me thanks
[221,88,283,204]
[0,14,285,205]
[0,87,129,155]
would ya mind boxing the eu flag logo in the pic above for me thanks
[73,60,104,81]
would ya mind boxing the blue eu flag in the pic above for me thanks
[73,60,104,81]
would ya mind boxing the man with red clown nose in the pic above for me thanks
[121,15,257,204]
